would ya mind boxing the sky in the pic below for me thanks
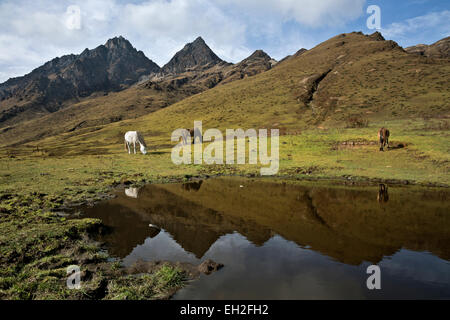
[0,0,449,83]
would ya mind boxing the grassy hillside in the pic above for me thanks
[1,32,447,183]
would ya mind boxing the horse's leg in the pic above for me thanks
[127,142,130,154]
[133,141,136,154]
[378,130,383,151]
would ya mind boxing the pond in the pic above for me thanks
[80,177,450,299]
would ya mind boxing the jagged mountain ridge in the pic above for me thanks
[0,36,160,126]
[0,41,276,145]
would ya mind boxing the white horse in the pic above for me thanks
[181,129,191,145]
[124,131,147,154]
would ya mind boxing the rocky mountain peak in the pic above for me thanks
[104,36,134,51]
[161,36,223,74]
[0,36,160,125]
[246,50,271,60]
[368,31,385,41]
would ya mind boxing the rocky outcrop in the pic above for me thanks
[219,50,276,85]
[405,36,450,58]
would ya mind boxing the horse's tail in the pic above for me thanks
[124,140,128,152]
[136,131,147,148]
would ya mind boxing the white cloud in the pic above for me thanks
[118,0,248,64]
[216,0,365,27]
[381,10,450,45]
[0,0,367,83]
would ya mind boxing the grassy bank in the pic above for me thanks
[0,154,191,299]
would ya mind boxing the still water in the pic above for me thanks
[81,177,450,299]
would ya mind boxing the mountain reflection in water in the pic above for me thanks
[81,177,450,299]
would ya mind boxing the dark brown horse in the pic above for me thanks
[186,128,203,144]
[378,127,390,151]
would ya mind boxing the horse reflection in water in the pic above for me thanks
[377,184,389,203]
[182,180,203,192]
[125,187,140,199]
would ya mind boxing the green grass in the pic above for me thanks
[3,117,447,186]
[106,264,185,300]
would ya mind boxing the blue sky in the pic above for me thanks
[0,0,449,82]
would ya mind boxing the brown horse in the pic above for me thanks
[378,127,390,151]
[186,128,203,144]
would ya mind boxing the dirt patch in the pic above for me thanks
[332,140,376,150]
[332,140,407,150]
[282,166,323,176]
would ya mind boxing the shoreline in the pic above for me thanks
[1,158,448,299]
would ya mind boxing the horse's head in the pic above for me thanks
[140,145,148,155]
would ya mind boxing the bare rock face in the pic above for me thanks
[368,31,385,41]
[219,49,275,85]
[149,46,275,90]
[405,36,450,58]
[0,36,160,125]
[161,37,223,74]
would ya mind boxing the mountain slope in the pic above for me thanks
[0,36,160,127]
[23,31,450,156]
[405,37,450,59]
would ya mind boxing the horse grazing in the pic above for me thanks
[124,131,147,154]
[181,128,203,145]
[378,127,390,151]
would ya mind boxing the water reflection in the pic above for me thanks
[81,177,450,299]
[182,180,203,192]
[125,187,140,199]
[377,184,389,203]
